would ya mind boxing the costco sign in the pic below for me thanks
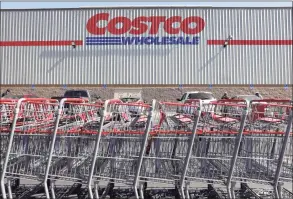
[86,13,205,45]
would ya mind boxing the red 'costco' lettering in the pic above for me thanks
[86,13,205,35]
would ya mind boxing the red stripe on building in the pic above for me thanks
[207,40,293,45]
[0,40,83,46]
[1,40,292,46]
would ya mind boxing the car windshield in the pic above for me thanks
[188,93,214,100]
[237,95,261,102]
[120,98,140,103]
[2,94,38,99]
[2,95,21,99]
[64,91,88,97]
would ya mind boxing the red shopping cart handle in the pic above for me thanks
[23,98,58,103]
[0,99,18,103]
[62,98,89,103]
[105,99,150,107]
[216,99,248,103]
[251,99,292,103]
[105,98,123,104]
[160,101,200,107]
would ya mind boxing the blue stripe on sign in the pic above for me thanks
[86,38,121,40]
[86,43,123,45]
[86,40,122,43]
[86,41,122,43]
[86,43,122,45]
[86,37,122,39]
[86,38,121,41]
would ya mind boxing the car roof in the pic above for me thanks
[235,95,256,97]
[120,97,140,99]
[234,95,260,98]
[185,91,213,94]
[65,90,88,92]
[2,95,38,99]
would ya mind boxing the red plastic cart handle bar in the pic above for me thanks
[62,98,89,103]
[68,98,89,103]
[0,102,17,105]
[115,101,151,107]
[184,99,201,103]
[23,102,59,106]
[23,98,58,103]
[0,99,18,103]
[209,102,248,108]
[123,103,150,108]
[199,130,293,136]
[4,128,292,136]
[251,99,292,103]
[160,102,200,108]
[160,101,200,107]
[65,102,103,108]
[216,99,248,103]
[106,99,123,104]
[134,101,146,104]
[106,102,151,108]
[251,104,293,108]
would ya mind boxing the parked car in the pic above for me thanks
[120,97,143,103]
[229,95,279,119]
[231,95,262,103]
[51,89,100,103]
[113,89,146,115]
[1,94,39,99]
[177,91,216,105]
[177,91,216,113]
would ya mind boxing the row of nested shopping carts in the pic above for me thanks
[0,97,292,199]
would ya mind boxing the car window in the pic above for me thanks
[2,95,34,99]
[64,91,73,97]
[238,96,261,102]
[188,93,214,100]
[64,91,88,97]
[180,93,187,101]
[120,98,140,103]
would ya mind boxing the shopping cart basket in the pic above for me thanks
[133,100,202,199]
[43,98,103,199]
[179,99,249,199]
[89,99,152,199]
[0,98,59,199]
[231,99,293,199]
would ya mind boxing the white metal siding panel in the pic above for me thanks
[0,8,292,85]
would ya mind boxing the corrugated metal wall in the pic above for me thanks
[1,7,292,85]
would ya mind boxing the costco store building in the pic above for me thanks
[0,7,292,88]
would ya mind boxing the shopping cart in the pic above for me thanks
[178,99,249,198]
[231,99,293,199]
[0,99,17,125]
[0,98,59,199]
[133,100,202,199]
[43,98,103,199]
[248,99,292,131]
[88,99,152,199]
[1,97,292,199]
[0,99,17,159]
[0,99,18,198]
